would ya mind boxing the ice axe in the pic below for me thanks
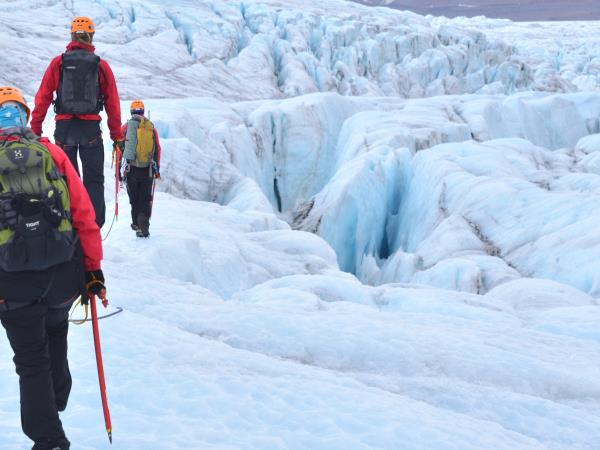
[89,292,113,443]
[150,161,159,218]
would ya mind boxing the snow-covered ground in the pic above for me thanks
[4,194,599,449]
[1,1,600,449]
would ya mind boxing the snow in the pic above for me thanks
[4,195,597,449]
[1,0,600,449]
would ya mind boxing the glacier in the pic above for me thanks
[1,0,600,449]
[2,0,599,101]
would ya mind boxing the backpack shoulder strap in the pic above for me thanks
[98,59,107,89]
[0,128,38,147]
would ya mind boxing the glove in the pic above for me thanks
[113,139,125,154]
[153,162,160,179]
[85,270,106,298]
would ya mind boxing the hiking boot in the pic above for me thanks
[131,223,140,232]
[137,212,150,238]
[43,436,70,450]
[136,229,150,238]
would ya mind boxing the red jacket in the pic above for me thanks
[121,121,162,165]
[31,42,123,142]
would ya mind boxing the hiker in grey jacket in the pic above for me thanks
[121,100,161,238]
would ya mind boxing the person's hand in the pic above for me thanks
[153,162,160,179]
[113,139,125,154]
[85,270,106,298]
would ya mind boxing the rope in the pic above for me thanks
[101,207,117,241]
[69,297,88,325]
[102,145,121,242]
[69,298,123,324]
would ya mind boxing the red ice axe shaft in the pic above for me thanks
[89,293,113,444]
[113,146,121,221]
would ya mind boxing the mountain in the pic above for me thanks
[1,0,599,449]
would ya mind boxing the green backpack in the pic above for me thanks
[0,133,77,272]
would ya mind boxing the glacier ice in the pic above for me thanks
[3,0,599,102]
[1,0,600,449]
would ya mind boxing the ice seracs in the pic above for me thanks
[4,0,599,100]
[2,0,600,449]
[140,88,600,299]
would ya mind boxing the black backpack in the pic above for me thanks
[55,49,104,115]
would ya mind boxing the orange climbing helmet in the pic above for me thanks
[130,100,145,113]
[71,16,95,34]
[0,86,30,122]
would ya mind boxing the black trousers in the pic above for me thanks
[54,119,105,228]
[126,166,154,229]
[1,302,71,450]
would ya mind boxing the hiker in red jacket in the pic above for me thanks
[31,16,123,228]
[0,86,105,450]
[121,100,162,237]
